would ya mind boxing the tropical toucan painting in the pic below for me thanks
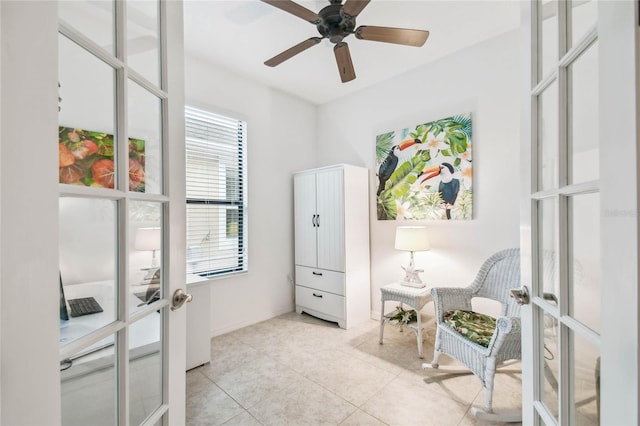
[375,113,472,220]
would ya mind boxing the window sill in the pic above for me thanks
[187,270,249,283]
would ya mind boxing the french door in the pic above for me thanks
[0,1,185,424]
[521,1,639,425]
[57,1,187,424]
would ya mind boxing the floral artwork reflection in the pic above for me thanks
[376,113,472,220]
[58,126,145,192]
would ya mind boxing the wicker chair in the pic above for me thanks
[423,248,521,421]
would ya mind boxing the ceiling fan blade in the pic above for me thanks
[333,42,356,83]
[260,0,320,23]
[355,26,430,47]
[342,0,371,17]
[264,37,322,67]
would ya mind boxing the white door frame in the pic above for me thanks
[598,1,639,424]
[1,2,61,423]
[164,1,187,423]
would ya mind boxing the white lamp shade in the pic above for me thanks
[395,226,430,252]
[135,227,161,251]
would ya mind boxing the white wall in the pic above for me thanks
[187,30,521,335]
[185,55,318,336]
[316,31,521,318]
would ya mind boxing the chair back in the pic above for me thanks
[468,248,521,317]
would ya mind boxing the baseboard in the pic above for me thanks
[211,308,383,338]
[209,305,294,338]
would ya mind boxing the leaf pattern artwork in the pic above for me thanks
[58,126,145,192]
[375,113,472,220]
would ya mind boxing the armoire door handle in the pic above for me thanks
[316,214,319,227]
[312,214,317,227]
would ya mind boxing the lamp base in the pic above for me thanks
[399,254,426,288]
[400,262,425,288]
[399,270,426,288]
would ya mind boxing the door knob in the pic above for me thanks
[509,286,530,305]
[171,288,193,311]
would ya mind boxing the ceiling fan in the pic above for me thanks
[260,0,430,83]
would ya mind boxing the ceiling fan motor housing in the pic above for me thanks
[316,3,356,44]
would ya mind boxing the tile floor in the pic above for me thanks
[186,312,522,426]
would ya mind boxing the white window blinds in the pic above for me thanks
[185,106,247,277]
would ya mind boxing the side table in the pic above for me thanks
[379,282,433,358]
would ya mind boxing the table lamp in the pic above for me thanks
[395,226,430,288]
[135,227,161,270]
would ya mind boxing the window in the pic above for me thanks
[185,106,247,276]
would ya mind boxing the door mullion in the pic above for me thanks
[558,193,571,425]
[58,21,125,70]
[159,1,171,413]
[118,197,131,426]
[557,1,572,423]
[115,0,130,424]
[528,1,544,421]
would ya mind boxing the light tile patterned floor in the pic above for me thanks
[186,312,522,426]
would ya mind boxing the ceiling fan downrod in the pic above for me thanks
[316,3,356,44]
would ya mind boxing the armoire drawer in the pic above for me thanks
[295,265,345,296]
[295,285,345,319]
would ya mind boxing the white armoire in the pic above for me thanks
[293,164,371,329]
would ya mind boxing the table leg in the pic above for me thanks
[416,308,424,358]
[379,298,385,344]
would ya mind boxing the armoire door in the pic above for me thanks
[316,168,345,272]
[294,172,318,268]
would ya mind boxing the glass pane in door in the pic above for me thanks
[538,197,560,422]
[569,192,600,333]
[538,81,559,191]
[61,334,117,426]
[127,0,160,86]
[59,34,116,189]
[59,198,117,343]
[538,198,559,301]
[568,42,599,184]
[129,312,163,425]
[539,0,558,80]
[129,201,163,314]
[59,0,114,55]
[569,0,597,47]
[128,80,162,194]
[541,311,560,421]
[572,330,600,425]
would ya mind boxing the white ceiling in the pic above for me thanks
[183,0,521,105]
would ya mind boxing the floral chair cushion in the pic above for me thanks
[443,310,496,348]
